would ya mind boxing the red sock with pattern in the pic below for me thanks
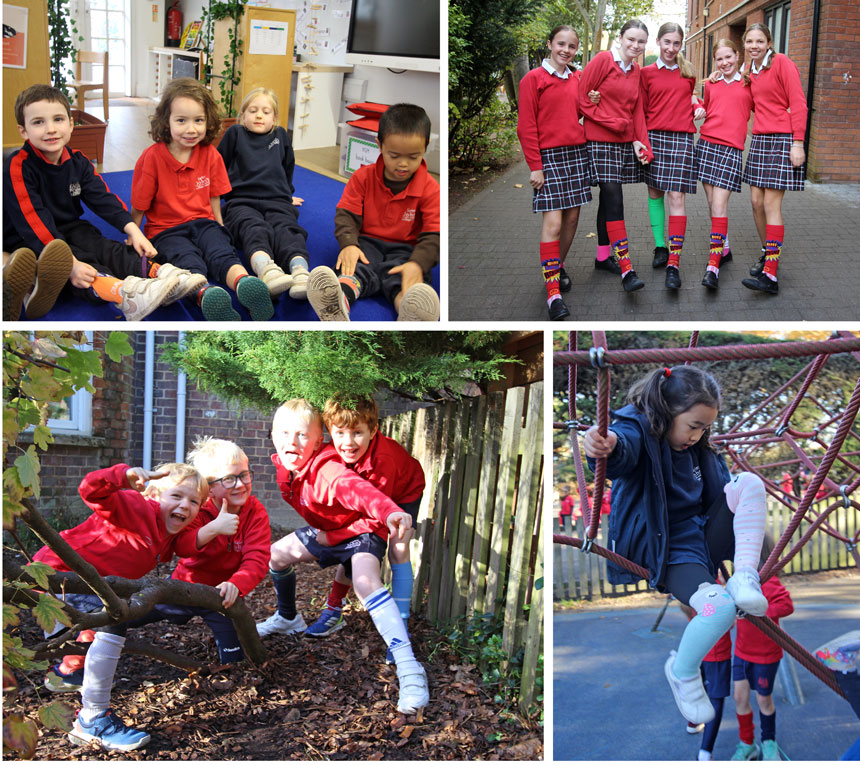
[339,275,360,306]
[540,240,562,304]
[737,711,755,745]
[707,217,728,274]
[606,221,631,276]
[763,224,784,281]
[327,580,351,610]
[147,261,159,278]
[667,216,685,269]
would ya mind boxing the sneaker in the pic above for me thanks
[742,272,778,295]
[559,267,572,292]
[664,650,715,724]
[726,568,768,616]
[397,283,440,321]
[67,709,150,752]
[236,274,274,321]
[307,266,350,321]
[665,266,681,290]
[687,722,705,734]
[199,285,241,321]
[622,270,645,292]
[304,607,344,638]
[652,246,670,268]
[594,256,622,274]
[258,261,292,296]
[702,270,719,290]
[289,264,309,300]
[3,247,37,321]
[396,662,429,713]
[730,740,761,761]
[44,664,83,693]
[760,739,781,761]
[154,263,208,304]
[548,297,570,321]
[119,274,179,321]
[25,239,74,319]
[256,612,308,637]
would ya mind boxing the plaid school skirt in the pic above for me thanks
[742,133,805,191]
[641,130,697,193]
[695,138,743,193]
[587,141,642,186]
[533,145,592,212]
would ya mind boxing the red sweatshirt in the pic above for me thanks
[700,77,754,150]
[272,448,406,546]
[735,576,794,664]
[578,50,651,150]
[639,64,698,133]
[172,494,271,598]
[517,65,586,171]
[33,464,180,580]
[704,630,733,662]
[747,53,808,140]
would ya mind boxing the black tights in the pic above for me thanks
[702,696,725,753]
[596,182,625,246]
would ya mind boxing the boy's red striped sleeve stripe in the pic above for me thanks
[9,151,54,246]
[93,165,129,212]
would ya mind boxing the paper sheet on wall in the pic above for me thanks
[3,4,29,69]
[248,18,290,56]
[294,0,349,64]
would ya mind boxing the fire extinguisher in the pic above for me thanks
[166,1,182,48]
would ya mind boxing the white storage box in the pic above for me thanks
[338,123,440,179]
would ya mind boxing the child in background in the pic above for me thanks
[307,103,440,322]
[217,87,311,300]
[131,78,273,321]
[730,535,793,761]
[130,438,270,664]
[3,84,190,321]
[583,366,769,725]
[259,399,430,713]
[36,462,207,751]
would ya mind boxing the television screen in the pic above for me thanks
[347,0,439,60]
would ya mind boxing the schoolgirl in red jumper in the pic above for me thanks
[739,23,807,295]
[639,22,704,290]
[579,19,653,292]
[517,25,592,320]
[696,40,753,290]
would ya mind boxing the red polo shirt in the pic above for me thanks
[131,141,231,238]
[336,157,440,246]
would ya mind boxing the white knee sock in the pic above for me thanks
[361,586,416,667]
[80,632,125,722]
[724,472,767,572]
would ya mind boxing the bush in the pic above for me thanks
[450,93,519,170]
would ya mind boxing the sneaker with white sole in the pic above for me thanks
[44,664,84,693]
[730,740,761,760]
[304,607,344,637]
[67,709,150,752]
[258,261,292,296]
[256,611,308,637]
[760,739,782,760]
[726,567,768,616]
[289,264,309,300]
[664,650,715,724]
[397,283,440,321]
[687,722,705,734]
[25,239,75,319]
[155,263,208,304]
[119,274,179,321]
[396,661,429,713]
[307,266,350,321]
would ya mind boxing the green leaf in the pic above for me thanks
[39,699,76,732]
[13,445,41,499]
[32,592,71,633]
[32,424,54,451]
[63,346,102,389]
[2,495,25,530]
[22,561,56,590]
[104,332,133,363]
[2,714,38,759]
[4,465,24,502]
[534,576,543,591]
[3,603,20,629]
[20,364,61,401]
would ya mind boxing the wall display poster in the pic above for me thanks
[248,18,289,56]
[3,4,28,69]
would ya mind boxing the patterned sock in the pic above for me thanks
[270,565,297,620]
[390,562,414,621]
[289,255,309,273]
[250,251,274,274]
[667,215,686,269]
[708,217,728,274]
[147,261,160,278]
[760,710,775,741]
[724,473,767,572]
[737,711,755,745]
[362,586,416,666]
[648,196,666,248]
[763,224,784,281]
[80,632,125,722]
[596,244,611,262]
[327,579,352,610]
[89,273,123,303]
[673,583,736,678]
[540,240,562,304]
[606,221,631,276]
[339,274,360,306]
[722,234,731,256]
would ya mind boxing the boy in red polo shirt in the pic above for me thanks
[306,103,440,322]
[258,399,430,714]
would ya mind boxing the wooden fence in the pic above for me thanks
[379,382,544,713]
[553,499,859,602]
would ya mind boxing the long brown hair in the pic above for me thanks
[149,78,222,145]
[742,23,775,86]
[700,38,746,86]
[657,22,695,80]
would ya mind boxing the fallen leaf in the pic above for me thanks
[586,232,596,238]
[399,725,414,739]
[513,184,523,189]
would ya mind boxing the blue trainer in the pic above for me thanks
[304,607,344,638]
[67,709,151,752]
[44,664,84,693]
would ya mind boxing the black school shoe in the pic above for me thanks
[548,297,571,320]
[665,267,681,290]
[559,267,572,292]
[594,256,622,275]
[749,248,767,276]
[742,272,779,294]
[652,246,670,268]
[701,270,719,289]
[621,270,645,292]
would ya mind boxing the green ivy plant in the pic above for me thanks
[46,0,82,101]
[201,0,247,117]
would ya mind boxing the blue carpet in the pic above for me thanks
[27,166,440,322]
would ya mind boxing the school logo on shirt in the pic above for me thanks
[195,175,210,190]
[268,137,280,150]
[402,208,416,222]
[693,465,702,482]
[69,182,81,197]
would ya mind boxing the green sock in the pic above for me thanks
[648,196,666,248]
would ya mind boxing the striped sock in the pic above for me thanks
[606,221,631,276]
[362,586,416,666]
[667,215,685,269]
[540,240,562,304]
[708,217,728,274]
[763,224,784,281]
[339,274,360,305]
[724,473,767,572]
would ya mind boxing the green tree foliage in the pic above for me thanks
[47,0,81,100]
[161,331,516,411]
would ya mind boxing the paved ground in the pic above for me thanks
[553,573,860,761]
[449,158,860,321]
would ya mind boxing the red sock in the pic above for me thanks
[708,217,728,273]
[667,215,686,269]
[147,261,160,278]
[540,240,561,302]
[737,711,755,745]
[327,580,351,610]
[763,224,784,280]
[606,221,631,276]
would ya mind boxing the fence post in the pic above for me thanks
[426,403,454,622]
[519,530,544,714]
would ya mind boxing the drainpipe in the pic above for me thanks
[804,0,821,165]
[143,331,155,470]
[175,331,187,463]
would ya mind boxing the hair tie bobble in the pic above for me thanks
[663,367,672,378]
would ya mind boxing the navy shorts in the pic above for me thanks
[295,526,387,578]
[48,593,128,637]
[701,658,732,699]
[732,655,780,696]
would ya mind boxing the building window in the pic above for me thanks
[705,33,714,80]
[33,333,93,436]
[765,1,791,54]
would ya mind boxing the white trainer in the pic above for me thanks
[307,266,350,321]
[396,661,429,714]
[289,265,309,300]
[155,263,208,305]
[258,262,292,296]
[726,567,768,616]
[664,650,715,724]
[256,612,308,637]
[119,274,179,321]
[397,283,440,321]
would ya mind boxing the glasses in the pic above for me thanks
[209,470,254,488]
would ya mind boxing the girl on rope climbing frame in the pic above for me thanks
[583,365,768,726]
